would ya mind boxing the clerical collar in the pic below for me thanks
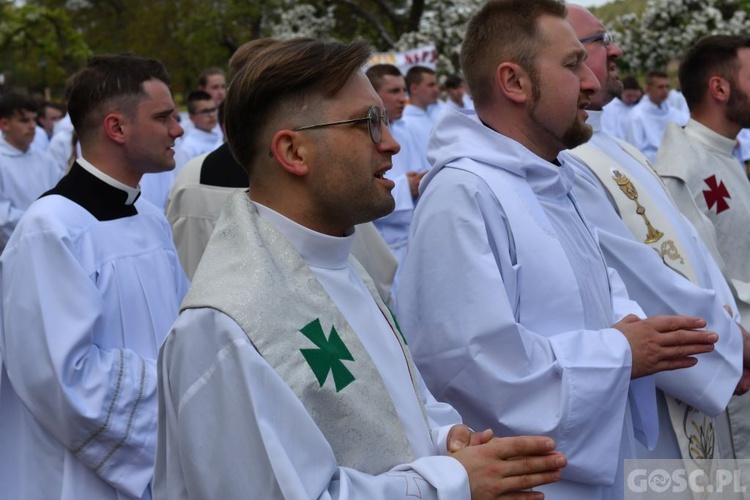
[78,157,141,205]
[41,161,140,221]
[685,119,737,158]
[252,200,355,270]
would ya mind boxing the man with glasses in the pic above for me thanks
[142,90,223,209]
[173,90,223,174]
[561,3,745,466]
[153,37,569,499]
[395,0,719,497]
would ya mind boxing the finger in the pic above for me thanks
[498,491,546,500]
[501,452,566,477]
[496,468,564,495]
[646,315,707,333]
[663,356,699,371]
[447,424,473,453]
[659,329,718,348]
[618,313,641,325]
[493,437,556,460]
[665,341,716,360]
[469,428,494,447]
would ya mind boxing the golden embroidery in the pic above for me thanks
[612,169,665,243]
[676,400,715,460]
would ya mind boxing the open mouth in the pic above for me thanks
[374,165,393,181]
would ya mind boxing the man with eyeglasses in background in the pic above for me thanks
[153,37,569,499]
[173,90,223,175]
[395,0,720,497]
[561,2,746,469]
[141,90,223,209]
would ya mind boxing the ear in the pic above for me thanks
[707,75,731,104]
[102,112,127,144]
[270,129,309,177]
[496,62,531,104]
[0,117,8,134]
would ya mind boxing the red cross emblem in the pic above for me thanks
[703,175,731,214]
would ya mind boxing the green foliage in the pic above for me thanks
[0,3,90,92]
[591,0,649,23]
[1,0,281,97]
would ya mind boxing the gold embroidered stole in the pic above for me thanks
[569,143,726,474]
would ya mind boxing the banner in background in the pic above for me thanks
[366,45,437,74]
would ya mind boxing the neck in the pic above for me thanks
[649,96,663,108]
[248,183,350,237]
[3,137,29,153]
[82,144,142,188]
[691,109,741,140]
[479,107,560,162]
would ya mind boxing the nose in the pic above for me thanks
[580,63,600,95]
[171,119,184,139]
[608,41,622,60]
[378,122,401,156]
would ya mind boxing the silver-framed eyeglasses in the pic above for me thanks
[579,31,614,48]
[293,105,390,144]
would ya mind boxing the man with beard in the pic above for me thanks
[154,37,570,499]
[561,4,746,469]
[655,35,750,460]
[395,0,720,498]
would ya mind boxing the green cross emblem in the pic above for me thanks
[299,319,355,392]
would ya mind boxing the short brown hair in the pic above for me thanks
[461,0,566,109]
[0,92,37,120]
[228,38,279,81]
[224,38,371,176]
[405,66,435,96]
[679,35,750,110]
[67,54,171,144]
[646,70,668,86]
[366,64,403,92]
[186,90,213,114]
[197,67,225,88]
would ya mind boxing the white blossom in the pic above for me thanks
[614,0,750,72]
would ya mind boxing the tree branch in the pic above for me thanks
[334,0,397,46]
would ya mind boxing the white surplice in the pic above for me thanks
[562,110,741,460]
[395,108,654,499]
[625,98,684,163]
[600,97,633,141]
[0,136,62,248]
[0,159,188,499]
[373,119,427,263]
[656,119,750,460]
[172,127,222,176]
[154,198,469,500]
